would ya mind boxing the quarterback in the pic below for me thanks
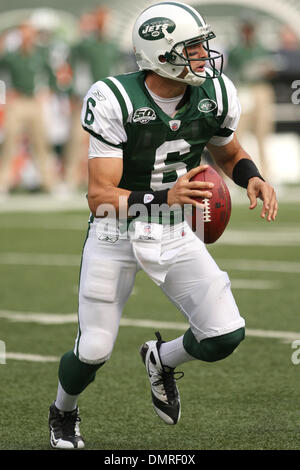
[48,2,277,449]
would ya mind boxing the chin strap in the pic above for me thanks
[180,71,206,86]
[157,68,206,86]
[137,49,206,87]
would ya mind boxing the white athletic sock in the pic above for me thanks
[55,381,79,412]
[159,335,195,369]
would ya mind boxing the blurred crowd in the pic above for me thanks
[0,7,299,198]
[0,6,133,199]
[225,17,300,180]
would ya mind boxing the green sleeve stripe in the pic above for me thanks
[218,75,229,126]
[101,78,129,124]
[82,125,124,149]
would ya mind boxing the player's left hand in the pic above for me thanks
[247,177,278,222]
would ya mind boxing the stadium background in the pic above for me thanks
[0,0,300,451]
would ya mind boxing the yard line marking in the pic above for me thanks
[244,329,300,341]
[218,259,300,274]
[0,216,86,231]
[5,353,59,362]
[218,230,300,246]
[0,252,299,274]
[0,194,87,213]
[0,252,80,266]
[230,279,280,290]
[0,310,299,342]
[0,311,78,324]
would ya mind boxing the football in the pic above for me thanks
[187,166,231,244]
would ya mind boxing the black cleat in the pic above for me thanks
[48,401,85,449]
[140,331,184,425]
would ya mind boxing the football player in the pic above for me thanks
[48,1,277,449]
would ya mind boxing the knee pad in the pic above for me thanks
[183,327,245,362]
[77,329,114,364]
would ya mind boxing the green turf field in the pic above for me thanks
[0,198,300,450]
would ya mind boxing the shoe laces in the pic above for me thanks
[152,331,184,402]
[54,409,81,436]
[153,366,184,402]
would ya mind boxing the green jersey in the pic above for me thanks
[70,35,120,97]
[227,42,272,85]
[0,47,56,96]
[81,70,240,192]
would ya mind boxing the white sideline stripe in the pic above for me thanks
[0,311,299,344]
[219,259,300,274]
[0,311,78,324]
[231,279,280,290]
[0,252,80,266]
[0,219,85,230]
[0,194,88,213]
[5,353,59,362]
[0,252,299,274]
[218,230,300,246]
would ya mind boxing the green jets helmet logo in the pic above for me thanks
[139,17,176,41]
[198,99,217,113]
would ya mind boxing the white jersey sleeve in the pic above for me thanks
[81,80,128,152]
[208,74,241,146]
[88,135,123,159]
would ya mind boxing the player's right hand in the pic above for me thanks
[167,165,214,207]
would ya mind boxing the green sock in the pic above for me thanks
[58,350,104,395]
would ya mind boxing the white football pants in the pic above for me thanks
[74,218,245,364]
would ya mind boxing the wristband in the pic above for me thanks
[232,159,265,188]
[127,189,169,214]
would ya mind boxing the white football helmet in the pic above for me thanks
[132,1,223,86]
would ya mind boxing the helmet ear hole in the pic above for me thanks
[158,55,167,63]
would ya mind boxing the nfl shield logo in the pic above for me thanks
[144,224,152,234]
[169,120,181,131]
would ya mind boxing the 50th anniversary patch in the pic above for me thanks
[133,107,157,124]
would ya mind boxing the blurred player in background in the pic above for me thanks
[226,16,276,180]
[272,25,300,104]
[0,22,57,197]
[62,7,120,194]
[48,2,278,449]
